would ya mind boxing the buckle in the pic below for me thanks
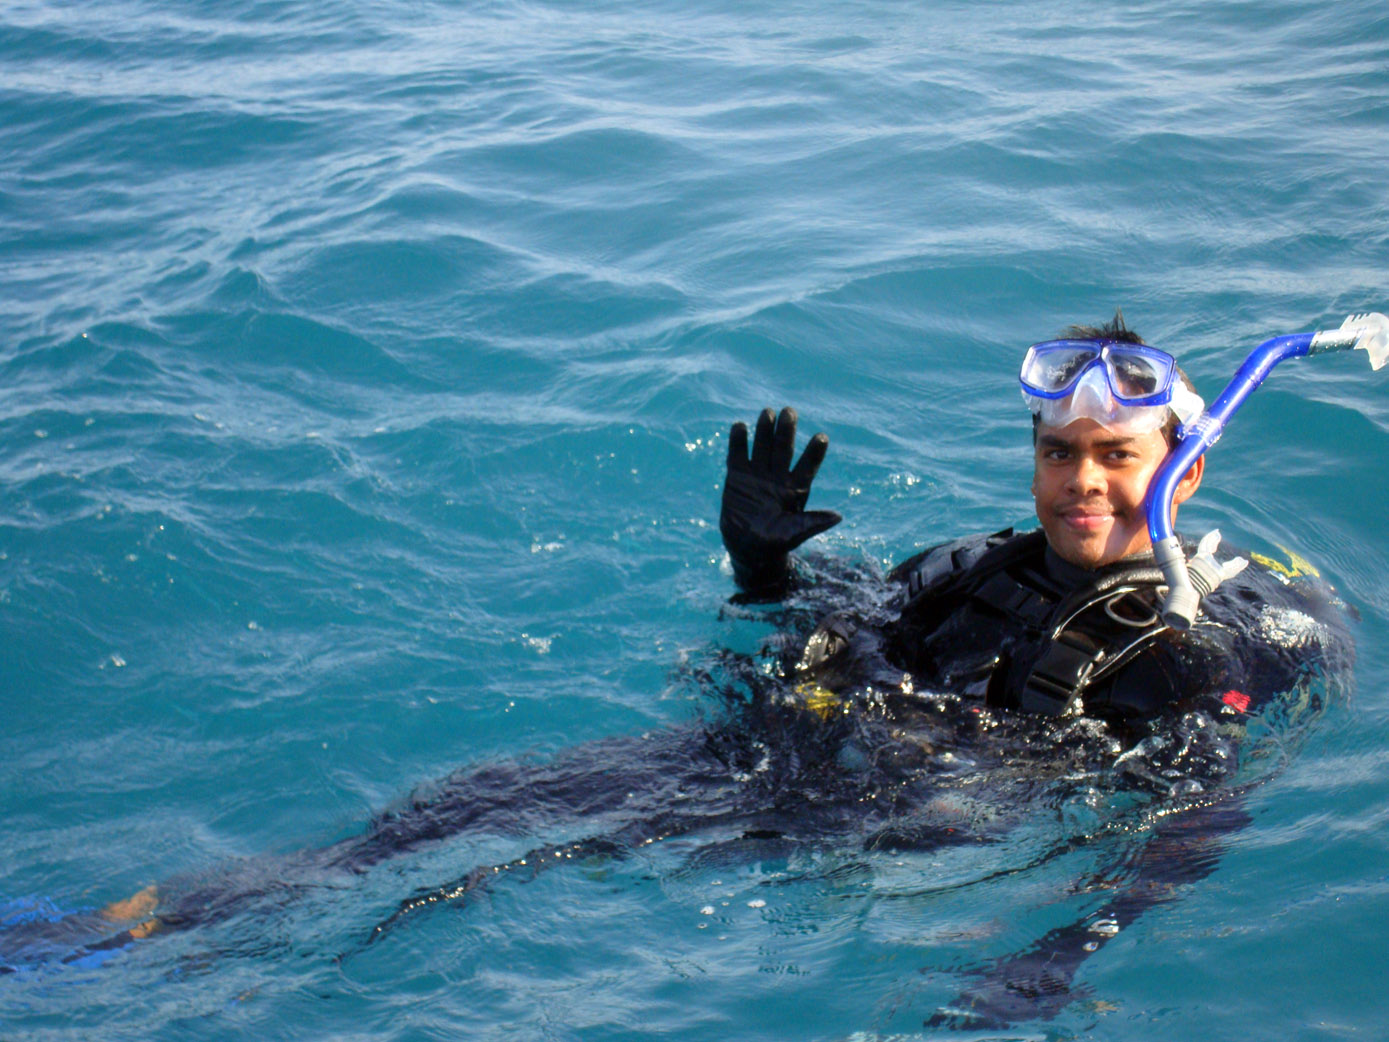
[1019,633,1101,716]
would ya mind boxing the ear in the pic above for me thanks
[1171,454,1204,507]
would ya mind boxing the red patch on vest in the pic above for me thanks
[1222,690,1251,713]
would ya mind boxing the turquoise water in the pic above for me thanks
[3,0,1389,1037]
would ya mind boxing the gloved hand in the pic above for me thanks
[926,951,1082,1030]
[720,406,841,592]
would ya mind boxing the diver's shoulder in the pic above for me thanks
[889,527,1043,593]
[1198,542,1355,647]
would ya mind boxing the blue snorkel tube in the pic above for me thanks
[1148,312,1389,629]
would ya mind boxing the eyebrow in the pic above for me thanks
[1036,433,1140,451]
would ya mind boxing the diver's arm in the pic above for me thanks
[931,796,1250,1029]
[720,407,841,598]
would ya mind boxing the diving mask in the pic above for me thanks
[1019,338,1205,434]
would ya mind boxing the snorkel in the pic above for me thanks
[1148,312,1389,629]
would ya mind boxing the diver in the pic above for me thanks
[719,312,1359,1024]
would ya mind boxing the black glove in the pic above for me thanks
[720,406,841,593]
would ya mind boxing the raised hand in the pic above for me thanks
[720,406,841,592]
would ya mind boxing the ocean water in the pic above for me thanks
[3,0,1389,1038]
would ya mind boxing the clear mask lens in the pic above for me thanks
[1108,352,1165,398]
[1022,347,1098,394]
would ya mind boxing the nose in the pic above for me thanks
[1066,454,1106,495]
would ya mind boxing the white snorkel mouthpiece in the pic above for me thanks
[1309,312,1389,370]
[1346,312,1387,370]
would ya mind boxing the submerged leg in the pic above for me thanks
[364,804,739,944]
[324,724,728,874]
[6,724,736,969]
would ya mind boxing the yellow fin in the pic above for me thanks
[101,884,158,922]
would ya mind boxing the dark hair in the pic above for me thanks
[1029,310,1195,448]
[1060,308,1143,345]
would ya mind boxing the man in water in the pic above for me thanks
[719,313,1352,1024]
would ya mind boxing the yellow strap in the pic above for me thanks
[794,682,845,719]
[1249,544,1320,579]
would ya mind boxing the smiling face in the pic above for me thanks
[1032,418,1203,569]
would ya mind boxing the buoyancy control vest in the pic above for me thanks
[793,528,1350,740]
[882,529,1195,723]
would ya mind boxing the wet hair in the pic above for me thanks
[1059,309,1143,346]
[1030,310,1196,448]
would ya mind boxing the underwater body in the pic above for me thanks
[5,0,1389,1039]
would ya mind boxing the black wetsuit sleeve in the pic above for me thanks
[929,797,1251,1028]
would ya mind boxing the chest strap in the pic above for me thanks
[1017,574,1170,715]
[969,569,1062,631]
